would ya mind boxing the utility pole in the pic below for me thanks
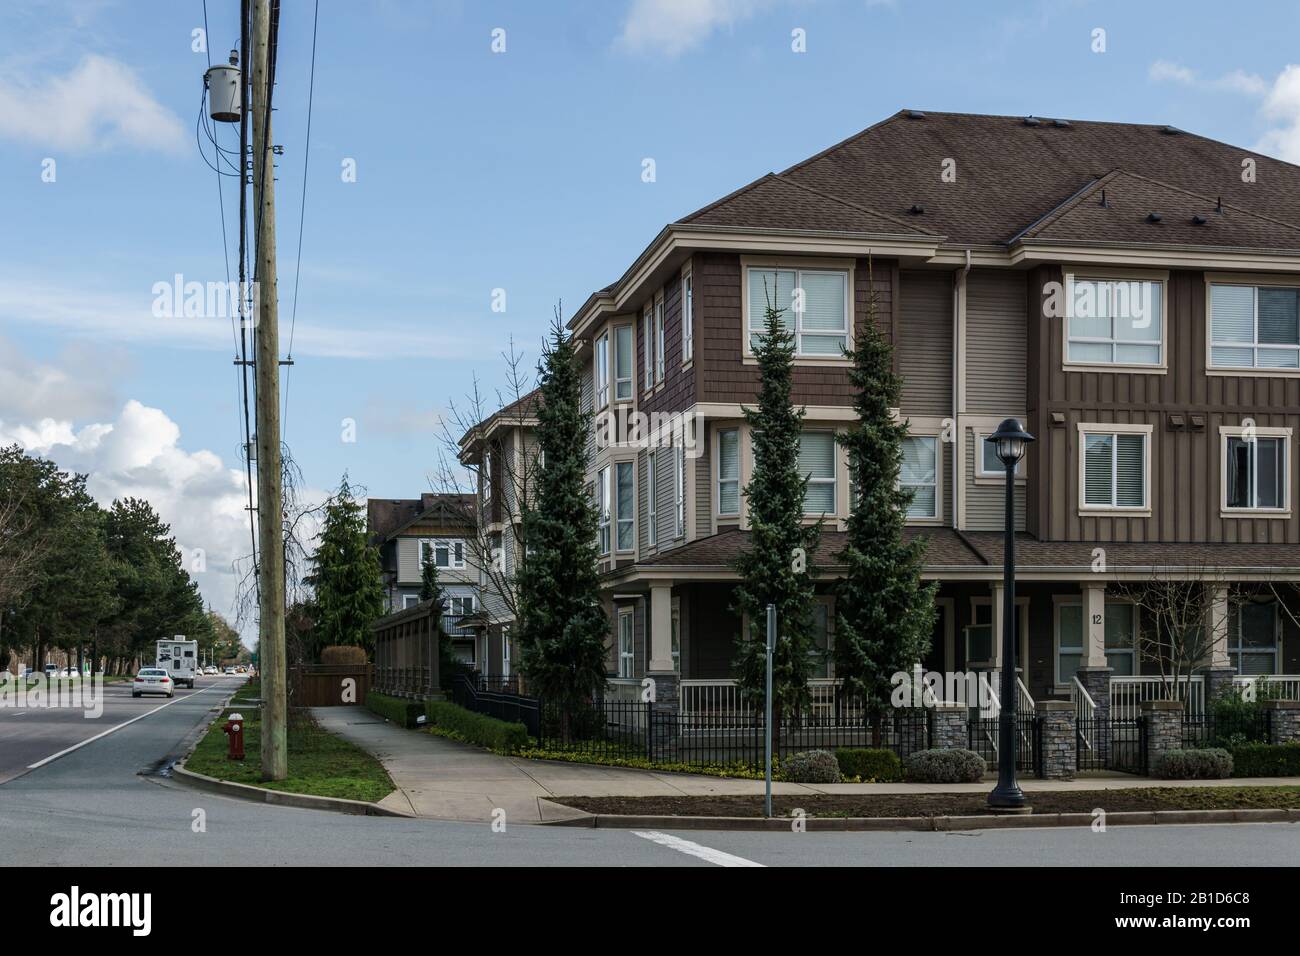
[251,0,287,781]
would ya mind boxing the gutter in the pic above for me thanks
[951,248,970,531]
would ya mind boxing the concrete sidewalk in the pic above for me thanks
[312,708,1300,825]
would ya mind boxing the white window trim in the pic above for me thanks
[654,292,666,384]
[647,451,658,547]
[1219,424,1293,517]
[681,264,694,366]
[402,594,420,610]
[800,429,838,517]
[1062,271,1168,374]
[740,256,855,364]
[1076,422,1153,515]
[617,608,635,679]
[973,427,1026,484]
[642,304,654,393]
[501,625,511,679]
[482,449,493,506]
[615,460,635,553]
[597,465,611,556]
[900,420,945,526]
[1205,273,1300,378]
[421,538,466,571]
[675,444,686,537]
[613,323,634,402]
[716,426,741,518]
[594,330,610,408]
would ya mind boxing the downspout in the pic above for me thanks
[951,249,970,530]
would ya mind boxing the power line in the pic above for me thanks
[281,0,320,440]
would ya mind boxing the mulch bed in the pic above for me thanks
[552,786,1300,818]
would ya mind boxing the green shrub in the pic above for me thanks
[835,748,903,782]
[366,691,423,728]
[1228,742,1300,777]
[1151,748,1234,780]
[781,749,841,783]
[424,700,530,754]
[904,748,986,783]
[1208,688,1271,744]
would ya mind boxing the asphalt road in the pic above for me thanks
[3,679,1299,866]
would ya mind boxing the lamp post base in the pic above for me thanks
[987,783,1029,811]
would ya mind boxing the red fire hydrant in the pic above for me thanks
[223,713,246,761]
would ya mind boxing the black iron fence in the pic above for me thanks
[1182,710,1271,749]
[1075,717,1146,774]
[451,676,542,739]
[967,713,1036,772]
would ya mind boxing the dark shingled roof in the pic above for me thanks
[634,527,988,570]
[366,493,474,544]
[686,110,1300,248]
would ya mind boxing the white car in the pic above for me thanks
[204,665,218,676]
[132,667,175,699]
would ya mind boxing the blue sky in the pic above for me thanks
[3,0,1300,631]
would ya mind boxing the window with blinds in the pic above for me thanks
[1067,278,1163,366]
[718,428,740,515]
[900,435,938,518]
[1082,431,1146,508]
[1226,435,1287,510]
[1210,283,1300,369]
[799,431,837,514]
[747,267,849,356]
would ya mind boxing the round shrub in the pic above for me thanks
[1151,748,1234,780]
[835,748,903,782]
[782,749,842,783]
[320,644,368,666]
[903,748,986,783]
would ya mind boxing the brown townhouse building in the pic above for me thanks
[480,110,1300,723]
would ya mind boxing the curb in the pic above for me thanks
[170,762,412,817]
[544,806,1300,831]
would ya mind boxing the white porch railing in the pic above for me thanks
[1110,675,1204,721]
[1233,674,1300,701]
[679,678,866,726]
[1071,676,1098,756]
[977,672,1035,717]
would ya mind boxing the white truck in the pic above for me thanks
[155,637,198,689]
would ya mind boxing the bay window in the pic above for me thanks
[613,325,633,400]
[746,266,850,357]
[594,331,609,407]
[616,461,634,551]
[1210,282,1300,370]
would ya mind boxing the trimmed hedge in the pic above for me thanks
[904,748,986,784]
[424,700,530,754]
[782,750,841,783]
[1151,748,1234,780]
[366,691,424,728]
[835,748,903,783]
[1228,742,1300,778]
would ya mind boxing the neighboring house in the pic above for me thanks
[367,493,481,668]
[554,108,1300,718]
[457,389,542,683]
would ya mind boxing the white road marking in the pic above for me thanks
[632,830,765,867]
[25,684,230,769]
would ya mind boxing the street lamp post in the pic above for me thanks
[986,418,1034,811]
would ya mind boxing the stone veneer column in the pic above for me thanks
[1263,699,1300,745]
[1075,666,1113,764]
[1036,700,1076,780]
[1204,586,1237,705]
[1141,699,1185,774]
[930,704,969,750]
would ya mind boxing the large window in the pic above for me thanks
[613,325,633,401]
[617,608,635,678]
[900,436,938,518]
[597,465,611,555]
[647,451,658,546]
[616,461,634,551]
[1081,427,1148,510]
[1210,283,1300,370]
[681,268,694,363]
[799,431,837,514]
[1229,602,1279,675]
[422,539,465,570]
[1067,278,1163,367]
[594,331,609,407]
[747,267,849,357]
[717,428,740,515]
[448,595,475,616]
[1223,430,1289,512]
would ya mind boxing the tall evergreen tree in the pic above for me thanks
[834,263,936,739]
[516,318,607,732]
[731,300,820,725]
[307,475,385,649]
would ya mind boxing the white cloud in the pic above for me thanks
[0,336,121,421]
[1257,64,1300,164]
[617,0,776,57]
[1148,60,1265,96]
[1214,69,1268,96]
[1,399,262,641]
[1149,60,1196,85]
[0,54,184,152]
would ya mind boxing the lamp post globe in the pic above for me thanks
[984,418,1034,810]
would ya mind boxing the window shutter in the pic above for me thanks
[1115,434,1145,507]
[1083,434,1114,505]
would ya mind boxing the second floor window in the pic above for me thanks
[1225,433,1288,511]
[595,331,610,406]
[448,595,475,616]
[616,461,634,551]
[597,466,611,555]
[1210,283,1300,370]
[614,325,633,400]
[1067,278,1163,366]
[654,294,665,382]
[682,268,693,362]
[422,539,465,570]
[747,267,849,357]
[1082,429,1147,509]
[718,428,740,515]
[642,304,654,390]
[647,452,658,546]
[799,431,836,514]
[900,436,938,518]
[675,445,686,536]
